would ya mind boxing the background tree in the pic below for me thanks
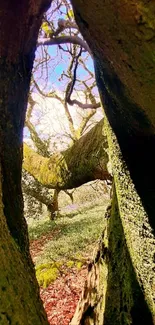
[23,116,111,219]
[23,2,109,220]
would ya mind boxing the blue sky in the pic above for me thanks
[34,43,95,94]
[34,0,96,93]
[25,1,100,148]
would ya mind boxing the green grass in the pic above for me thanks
[28,201,109,267]
[28,218,58,241]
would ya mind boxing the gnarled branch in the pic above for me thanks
[23,119,111,190]
[38,35,92,55]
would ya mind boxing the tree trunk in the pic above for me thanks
[71,0,155,324]
[23,118,112,189]
[0,0,51,323]
[70,215,109,325]
[0,168,49,324]
[49,189,60,220]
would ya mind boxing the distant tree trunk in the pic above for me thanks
[48,189,60,220]
[0,0,51,323]
[71,0,155,324]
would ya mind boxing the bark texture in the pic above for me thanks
[0,168,48,324]
[71,221,109,325]
[0,0,51,323]
[71,0,155,324]
[23,118,111,189]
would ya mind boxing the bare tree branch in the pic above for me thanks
[32,77,63,103]
[65,48,101,109]
[67,99,101,109]
[25,119,50,157]
[53,18,78,37]
[27,94,36,120]
[38,35,92,55]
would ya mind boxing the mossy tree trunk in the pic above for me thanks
[71,0,155,324]
[23,118,111,189]
[0,1,51,323]
[23,119,111,220]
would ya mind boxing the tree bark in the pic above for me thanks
[23,118,111,189]
[71,0,155,324]
[0,169,49,324]
[49,189,60,220]
[0,0,51,323]
[70,218,109,325]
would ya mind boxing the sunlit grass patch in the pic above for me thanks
[28,202,109,267]
[28,218,57,241]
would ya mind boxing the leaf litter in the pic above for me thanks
[30,233,88,325]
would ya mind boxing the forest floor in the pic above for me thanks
[28,195,109,325]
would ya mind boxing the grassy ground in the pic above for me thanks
[29,200,108,265]
[28,186,110,288]
[28,199,109,266]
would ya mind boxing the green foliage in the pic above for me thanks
[66,259,85,270]
[66,9,74,19]
[41,22,53,36]
[66,260,75,268]
[36,258,85,288]
[75,261,83,269]
[36,262,62,288]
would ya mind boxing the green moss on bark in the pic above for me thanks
[104,185,154,325]
[0,168,49,325]
[104,120,155,324]
[23,119,111,189]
